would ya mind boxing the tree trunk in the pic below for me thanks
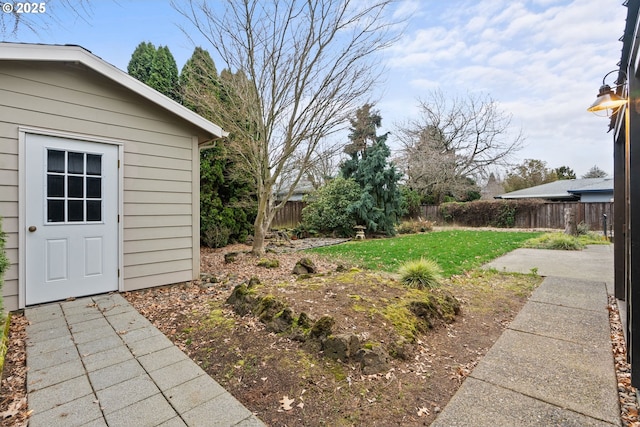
[564,207,577,236]
[252,218,267,255]
[252,189,272,255]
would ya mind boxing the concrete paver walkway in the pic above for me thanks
[25,293,265,427]
[432,245,620,426]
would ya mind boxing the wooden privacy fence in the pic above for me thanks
[272,200,614,232]
[419,202,614,232]
[272,201,305,229]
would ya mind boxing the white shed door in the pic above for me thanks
[25,134,119,305]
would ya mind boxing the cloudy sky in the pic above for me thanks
[4,0,627,177]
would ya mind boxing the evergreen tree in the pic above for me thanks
[554,166,576,180]
[127,41,156,83]
[200,143,256,248]
[582,165,608,178]
[127,43,256,248]
[147,46,180,101]
[344,103,381,157]
[179,49,256,247]
[341,105,404,235]
[180,47,220,118]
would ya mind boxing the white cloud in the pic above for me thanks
[382,0,626,176]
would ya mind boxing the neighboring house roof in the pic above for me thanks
[567,178,614,195]
[0,42,227,141]
[495,178,613,200]
[275,177,316,201]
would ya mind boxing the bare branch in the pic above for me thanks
[396,89,524,203]
[174,0,401,253]
[0,0,96,38]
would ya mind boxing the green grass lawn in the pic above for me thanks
[307,230,544,277]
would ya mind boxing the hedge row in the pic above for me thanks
[440,199,545,228]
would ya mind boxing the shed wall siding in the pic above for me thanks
[0,61,202,310]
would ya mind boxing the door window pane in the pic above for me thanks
[86,200,101,221]
[46,148,107,223]
[47,150,65,173]
[68,200,84,222]
[87,154,102,175]
[47,200,64,222]
[86,177,101,198]
[68,152,84,174]
[67,176,84,198]
[47,175,64,198]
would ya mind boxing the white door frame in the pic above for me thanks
[18,127,124,308]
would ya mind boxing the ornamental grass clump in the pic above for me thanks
[524,233,585,251]
[398,258,443,289]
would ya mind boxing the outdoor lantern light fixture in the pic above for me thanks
[588,70,628,113]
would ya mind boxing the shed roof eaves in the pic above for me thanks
[0,43,228,139]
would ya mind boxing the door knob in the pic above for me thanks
[28,226,37,232]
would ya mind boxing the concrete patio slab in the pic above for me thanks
[431,377,616,427]
[25,295,266,426]
[434,246,619,426]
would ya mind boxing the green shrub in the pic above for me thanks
[524,233,585,250]
[397,219,434,234]
[202,224,232,248]
[398,258,443,289]
[300,177,363,237]
[576,221,590,236]
[200,145,256,248]
[578,232,610,245]
[439,199,544,227]
[400,187,422,218]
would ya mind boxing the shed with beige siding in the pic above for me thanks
[0,43,226,311]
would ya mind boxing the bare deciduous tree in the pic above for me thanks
[294,139,343,190]
[396,90,524,203]
[174,0,400,254]
[0,0,94,38]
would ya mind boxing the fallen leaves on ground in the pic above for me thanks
[0,313,29,427]
[609,296,640,427]
[279,395,295,411]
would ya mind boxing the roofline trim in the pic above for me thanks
[496,194,578,200]
[568,189,613,194]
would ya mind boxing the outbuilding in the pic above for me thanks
[0,43,227,311]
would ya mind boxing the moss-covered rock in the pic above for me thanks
[224,252,239,264]
[309,315,335,340]
[323,334,360,361]
[354,345,389,375]
[292,257,317,275]
[226,283,257,316]
[268,307,295,333]
[257,258,280,268]
[247,277,261,288]
[296,312,312,330]
[408,290,460,327]
[255,295,286,323]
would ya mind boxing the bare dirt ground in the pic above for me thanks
[124,241,541,426]
[0,237,636,426]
